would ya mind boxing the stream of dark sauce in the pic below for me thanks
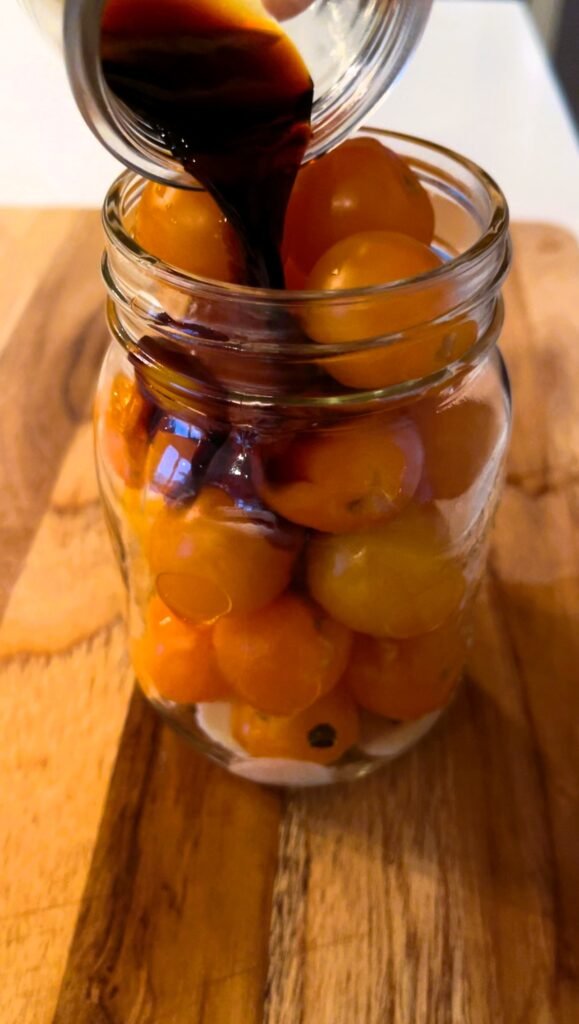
[101,0,314,287]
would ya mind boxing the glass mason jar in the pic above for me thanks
[20,0,432,183]
[95,129,511,787]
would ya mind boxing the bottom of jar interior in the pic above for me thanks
[145,688,451,787]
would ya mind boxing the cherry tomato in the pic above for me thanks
[344,619,466,720]
[264,0,313,20]
[307,504,466,638]
[414,398,502,500]
[306,230,441,342]
[99,372,152,487]
[305,231,476,389]
[258,415,423,533]
[132,594,230,704]
[149,486,301,624]
[134,181,244,282]
[326,318,477,391]
[283,137,434,278]
[213,592,352,715]
[231,688,359,764]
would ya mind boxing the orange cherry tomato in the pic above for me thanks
[131,594,230,704]
[283,137,434,278]
[344,619,466,720]
[414,398,502,500]
[258,415,423,533]
[325,319,477,392]
[149,486,301,625]
[231,688,360,764]
[307,504,466,639]
[213,592,352,715]
[305,231,475,390]
[99,372,151,487]
[134,181,244,282]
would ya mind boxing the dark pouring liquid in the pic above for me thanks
[101,0,314,287]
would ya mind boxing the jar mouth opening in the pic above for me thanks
[102,128,509,308]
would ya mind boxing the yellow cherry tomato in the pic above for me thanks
[306,231,474,390]
[307,504,466,638]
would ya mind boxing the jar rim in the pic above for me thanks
[102,128,510,308]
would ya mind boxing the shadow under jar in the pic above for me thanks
[95,129,511,788]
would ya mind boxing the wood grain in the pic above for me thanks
[0,210,107,620]
[0,211,132,1024]
[0,218,577,1024]
[54,695,282,1024]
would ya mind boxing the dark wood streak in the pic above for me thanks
[263,797,309,1024]
[0,212,106,621]
[52,689,162,1024]
[52,690,282,1024]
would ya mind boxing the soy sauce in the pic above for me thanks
[101,0,314,287]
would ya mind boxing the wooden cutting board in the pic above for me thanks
[0,215,577,1024]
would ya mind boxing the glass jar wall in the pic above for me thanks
[95,130,511,787]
